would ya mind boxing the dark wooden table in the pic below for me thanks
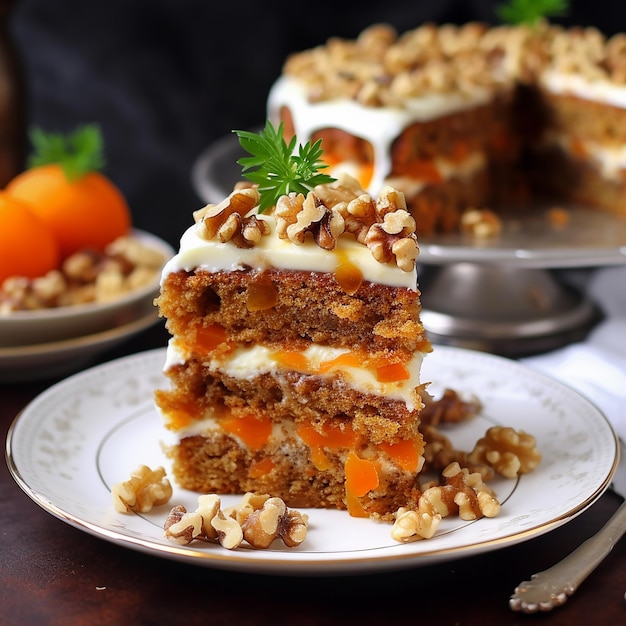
[2,322,625,626]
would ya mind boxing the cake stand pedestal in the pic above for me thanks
[417,207,626,357]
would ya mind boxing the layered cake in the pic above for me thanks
[268,22,626,235]
[155,136,433,521]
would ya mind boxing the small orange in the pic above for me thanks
[0,192,60,284]
[6,162,131,260]
[4,124,132,260]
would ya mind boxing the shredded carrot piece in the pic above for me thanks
[395,160,442,183]
[570,137,587,158]
[345,451,379,498]
[270,350,311,372]
[376,361,410,383]
[194,324,229,352]
[297,422,357,449]
[318,351,365,374]
[378,439,421,472]
[335,250,363,295]
[248,457,276,478]
[221,414,272,450]
[297,422,357,471]
[345,490,369,518]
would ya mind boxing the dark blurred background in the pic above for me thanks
[5,0,625,248]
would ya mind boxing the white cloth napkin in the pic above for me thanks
[522,266,626,442]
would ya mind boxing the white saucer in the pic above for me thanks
[0,309,162,382]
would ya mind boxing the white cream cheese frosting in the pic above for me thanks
[161,211,418,291]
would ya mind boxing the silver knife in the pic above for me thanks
[509,437,626,613]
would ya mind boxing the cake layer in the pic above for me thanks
[157,355,426,436]
[388,167,493,236]
[164,338,425,409]
[157,268,428,355]
[527,145,626,214]
[167,431,422,520]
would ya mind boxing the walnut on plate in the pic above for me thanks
[468,426,541,478]
[112,465,172,514]
[163,492,308,551]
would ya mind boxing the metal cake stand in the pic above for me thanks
[192,135,626,357]
[416,207,626,356]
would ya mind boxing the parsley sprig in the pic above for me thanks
[28,124,106,182]
[497,0,568,26]
[234,121,335,213]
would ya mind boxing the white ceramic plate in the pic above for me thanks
[0,310,161,382]
[192,133,626,269]
[6,346,618,575]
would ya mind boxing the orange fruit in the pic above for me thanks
[0,192,60,284]
[5,163,131,259]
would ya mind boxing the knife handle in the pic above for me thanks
[510,500,626,613]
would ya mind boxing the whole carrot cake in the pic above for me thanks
[268,21,626,235]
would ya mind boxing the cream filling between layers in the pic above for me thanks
[267,75,497,195]
[539,70,626,180]
[164,338,424,413]
[544,131,626,181]
[161,213,417,290]
[159,416,417,480]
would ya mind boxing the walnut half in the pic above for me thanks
[240,496,309,549]
[112,465,173,514]
[364,187,419,272]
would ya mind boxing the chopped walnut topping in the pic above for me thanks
[218,212,270,248]
[283,22,539,106]
[421,423,495,481]
[440,461,501,519]
[391,460,502,542]
[275,191,345,249]
[210,509,245,550]
[164,505,204,545]
[195,187,261,240]
[365,208,419,272]
[420,388,482,426]
[164,495,243,549]
[460,208,502,239]
[223,492,271,525]
[284,21,626,105]
[391,506,442,542]
[112,465,173,514]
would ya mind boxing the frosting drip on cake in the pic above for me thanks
[268,75,493,195]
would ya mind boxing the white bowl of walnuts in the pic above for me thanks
[0,229,172,348]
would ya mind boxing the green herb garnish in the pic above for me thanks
[28,124,106,182]
[496,0,568,26]
[234,120,335,213]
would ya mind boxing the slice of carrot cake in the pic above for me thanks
[154,123,432,521]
